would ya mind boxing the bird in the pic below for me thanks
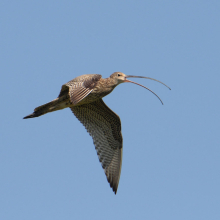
[23,72,171,194]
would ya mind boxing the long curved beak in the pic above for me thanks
[126,75,171,90]
[124,75,171,105]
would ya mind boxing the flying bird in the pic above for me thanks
[23,72,170,194]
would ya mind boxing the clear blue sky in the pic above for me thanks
[1,1,220,219]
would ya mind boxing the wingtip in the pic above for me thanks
[109,181,118,195]
[113,189,117,195]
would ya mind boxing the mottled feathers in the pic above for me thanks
[56,74,122,193]
[71,99,122,194]
[60,74,102,105]
[23,72,136,194]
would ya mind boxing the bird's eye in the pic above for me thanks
[117,73,121,77]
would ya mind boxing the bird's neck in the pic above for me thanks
[94,78,118,95]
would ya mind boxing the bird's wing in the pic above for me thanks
[70,99,123,194]
[58,74,102,105]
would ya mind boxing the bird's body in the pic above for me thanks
[26,73,119,118]
[24,72,170,194]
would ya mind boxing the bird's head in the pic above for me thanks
[110,72,171,105]
[110,72,127,84]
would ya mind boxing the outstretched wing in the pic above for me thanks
[70,99,123,194]
[58,74,102,105]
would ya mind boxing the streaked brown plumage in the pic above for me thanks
[23,72,170,194]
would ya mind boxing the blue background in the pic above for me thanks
[1,1,220,219]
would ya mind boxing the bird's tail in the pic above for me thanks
[23,97,64,119]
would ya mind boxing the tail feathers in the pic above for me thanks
[23,97,65,119]
[23,100,55,119]
[23,111,44,119]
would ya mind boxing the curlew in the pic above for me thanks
[23,72,170,194]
